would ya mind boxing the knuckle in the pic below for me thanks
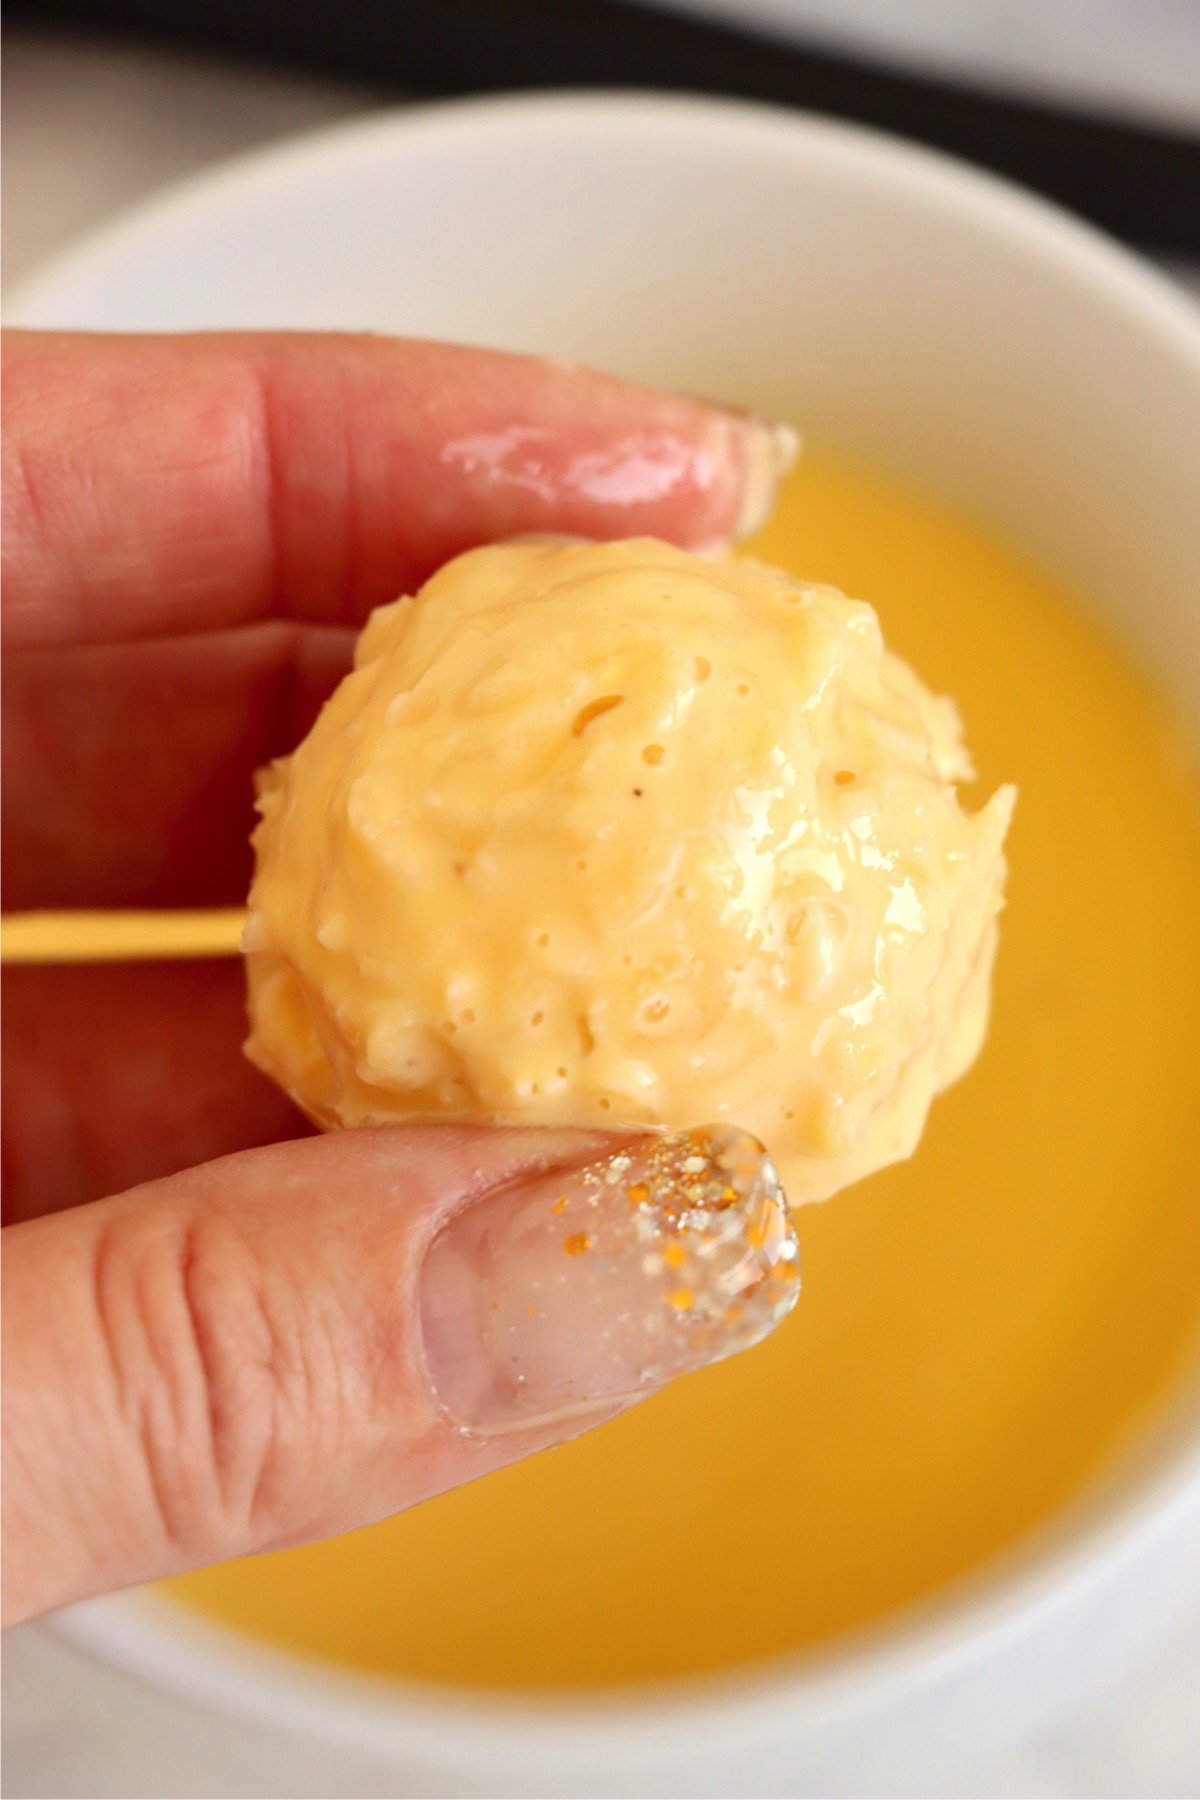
[92,1204,326,1559]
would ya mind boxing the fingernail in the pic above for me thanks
[420,1126,800,1436]
[732,413,801,540]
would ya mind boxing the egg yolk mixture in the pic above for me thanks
[163,450,1200,1688]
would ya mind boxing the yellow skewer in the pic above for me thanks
[0,909,248,963]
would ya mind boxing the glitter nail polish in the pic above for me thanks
[420,1125,800,1436]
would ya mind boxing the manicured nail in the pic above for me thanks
[732,413,801,540]
[420,1126,800,1436]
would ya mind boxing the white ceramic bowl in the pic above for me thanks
[8,93,1200,1797]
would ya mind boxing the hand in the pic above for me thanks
[1,329,794,1627]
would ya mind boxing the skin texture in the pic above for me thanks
[1,330,769,1626]
[2,1124,631,1626]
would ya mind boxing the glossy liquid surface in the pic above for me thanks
[164,452,1200,1688]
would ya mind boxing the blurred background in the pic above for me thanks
[5,0,1200,296]
[3,3,1200,1795]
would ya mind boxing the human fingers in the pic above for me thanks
[2,623,352,910]
[3,330,796,654]
[1,959,308,1225]
[2,1122,798,1624]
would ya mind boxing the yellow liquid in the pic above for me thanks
[163,452,1200,1688]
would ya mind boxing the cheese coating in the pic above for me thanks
[244,538,1014,1203]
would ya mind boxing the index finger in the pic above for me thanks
[1,330,795,653]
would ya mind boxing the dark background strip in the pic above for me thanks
[12,0,1200,253]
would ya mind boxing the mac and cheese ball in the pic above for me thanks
[245,538,1014,1203]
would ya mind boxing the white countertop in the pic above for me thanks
[3,21,1199,1797]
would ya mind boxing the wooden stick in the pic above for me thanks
[0,910,248,964]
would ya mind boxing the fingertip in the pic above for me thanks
[731,416,802,541]
[419,1125,799,1438]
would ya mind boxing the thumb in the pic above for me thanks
[2,1122,797,1626]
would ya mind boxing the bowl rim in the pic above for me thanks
[16,87,1200,1768]
[6,86,1200,364]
